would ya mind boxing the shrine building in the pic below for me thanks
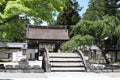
[26,25,69,60]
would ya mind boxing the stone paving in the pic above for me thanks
[101,72,120,77]
[0,72,120,80]
[0,61,120,80]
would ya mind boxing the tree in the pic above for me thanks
[56,0,81,31]
[105,0,120,16]
[62,16,120,63]
[2,17,27,42]
[114,25,120,44]
[64,16,120,51]
[70,20,105,48]
[83,0,106,20]
[0,0,67,42]
[0,0,67,25]
[83,0,120,20]
[70,20,94,36]
[103,16,120,45]
[61,34,93,52]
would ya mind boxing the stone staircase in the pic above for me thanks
[48,53,86,72]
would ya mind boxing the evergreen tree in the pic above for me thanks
[56,0,81,30]
[83,0,120,20]
[105,0,120,16]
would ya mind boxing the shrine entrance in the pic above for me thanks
[26,25,69,60]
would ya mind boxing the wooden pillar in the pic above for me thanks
[35,41,39,60]
[115,50,117,62]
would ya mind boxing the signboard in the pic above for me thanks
[12,51,23,62]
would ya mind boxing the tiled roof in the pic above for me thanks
[0,42,27,49]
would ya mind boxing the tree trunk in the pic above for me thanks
[102,51,110,64]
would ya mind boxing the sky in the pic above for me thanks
[40,0,89,25]
[78,0,89,16]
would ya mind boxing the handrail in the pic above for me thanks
[43,48,51,72]
[73,49,88,72]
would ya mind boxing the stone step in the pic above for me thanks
[48,53,86,72]
[49,53,80,58]
[51,67,85,72]
[51,62,84,67]
[49,58,82,62]
[51,70,85,72]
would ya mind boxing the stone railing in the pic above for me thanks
[73,49,88,72]
[42,48,51,72]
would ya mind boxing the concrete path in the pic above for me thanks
[0,72,120,80]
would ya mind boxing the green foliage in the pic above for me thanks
[61,35,93,52]
[71,20,105,46]
[103,16,120,45]
[0,0,67,42]
[83,0,106,20]
[0,0,67,25]
[114,24,120,44]
[83,0,120,20]
[56,0,81,27]
[62,15,120,51]
[2,18,26,42]
[70,20,94,36]
[105,0,120,16]
[114,25,120,37]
